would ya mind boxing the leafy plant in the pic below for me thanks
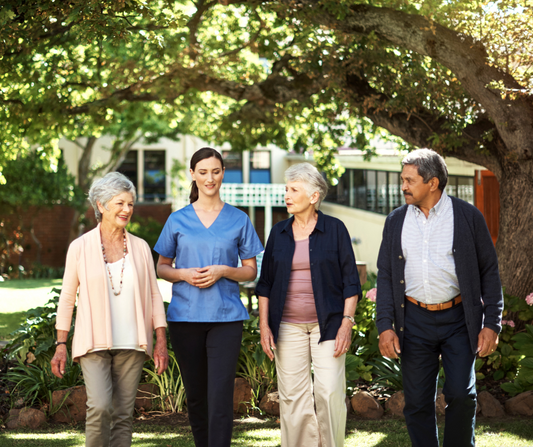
[5,289,75,367]
[237,316,277,404]
[143,351,187,413]
[368,356,403,391]
[5,357,83,408]
[2,287,83,410]
[345,354,372,383]
[501,325,533,396]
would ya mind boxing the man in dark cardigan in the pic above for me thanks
[376,149,503,447]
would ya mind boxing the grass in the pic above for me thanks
[0,312,26,340]
[1,418,533,446]
[0,279,63,313]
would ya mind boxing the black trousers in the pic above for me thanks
[168,321,243,447]
[402,301,476,447]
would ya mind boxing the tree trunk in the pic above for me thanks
[495,168,533,299]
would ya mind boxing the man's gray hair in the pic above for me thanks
[402,149,448,191]
[88,172,136,222]
[285,163,329,210]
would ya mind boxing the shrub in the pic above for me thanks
[5,289,75,367]
[501,324,533,396]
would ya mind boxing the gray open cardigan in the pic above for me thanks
[376,196,503,355]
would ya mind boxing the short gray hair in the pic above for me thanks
[402,149,448,191]
[285,163,329,210]
[88,172,136,222]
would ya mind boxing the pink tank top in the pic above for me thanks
[281,238,318,323]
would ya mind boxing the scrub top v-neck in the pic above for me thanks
[154,203,263,322]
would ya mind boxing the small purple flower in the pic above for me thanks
[502,320,515,328]
[366,288,377,302]
[526,293,533,306]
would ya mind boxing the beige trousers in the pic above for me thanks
[275,322,346,447]
[80,349,145,447]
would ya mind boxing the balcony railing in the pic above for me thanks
[173,183,287,210]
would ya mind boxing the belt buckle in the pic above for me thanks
[436,302,444,311]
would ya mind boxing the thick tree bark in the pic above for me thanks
[496,167,533,298]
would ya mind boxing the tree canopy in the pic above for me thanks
[1,0,532,296]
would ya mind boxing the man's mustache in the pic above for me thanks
[403,192,412,196]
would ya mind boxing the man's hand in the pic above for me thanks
[379,329,401,359]
[477,327,499,357]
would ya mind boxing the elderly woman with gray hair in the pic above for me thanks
[256,163,362,447]
[51,171,168,447]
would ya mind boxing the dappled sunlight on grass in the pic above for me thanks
[232,427,281,446]
[1,418,533,446]
[345,430,388,445]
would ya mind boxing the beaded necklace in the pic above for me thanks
[101,232,127,296]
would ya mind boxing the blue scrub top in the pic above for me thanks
[154,203,263,322]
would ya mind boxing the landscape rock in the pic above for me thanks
[351,391,384,419]
[259,391,280,416]
[19,407,47,428]
[233,378,253,414]
[478,390,505,418]
[505,390,533,416]
[51,385,87,423]
[7,407,46,429]
[385,391,405,417]
[135,383,160,411]
[6,409,21,429]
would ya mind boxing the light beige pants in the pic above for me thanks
[80,349,145,447]
[275,322,346,447]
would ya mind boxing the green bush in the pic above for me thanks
[5,289,75,367]
[501,324,533,396]
[5,358,83,408]
[126,217,164,266]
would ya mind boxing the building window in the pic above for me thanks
[222,151,243,183]
[144,150,166,202]
[250,150,271,183]
[117,149,167,202]
[326,168,474,214]
[117,150,138,190]
[446,175,474,205]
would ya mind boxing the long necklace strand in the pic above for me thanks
[101,232,127,296]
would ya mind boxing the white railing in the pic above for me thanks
[172,183,286,210]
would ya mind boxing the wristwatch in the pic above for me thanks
[55,341,67,346]
[343,315,355,326]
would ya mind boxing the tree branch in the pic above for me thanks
[286,0,533,160]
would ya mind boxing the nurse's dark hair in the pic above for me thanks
[402,148,448,191]
[189,147,225,203]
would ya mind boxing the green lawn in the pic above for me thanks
[0,279,65,339]
[1,418,532,446]
[0,279,63,314]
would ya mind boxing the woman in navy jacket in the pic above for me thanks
[256,163,361,447]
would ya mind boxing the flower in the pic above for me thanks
[366,288,377,302]
[502,320,515,328]
[526,293,533,306]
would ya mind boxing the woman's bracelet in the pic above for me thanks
[343,315,355,326]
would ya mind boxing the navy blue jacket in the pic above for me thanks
[376,196,503,355]
[256,211,362,344]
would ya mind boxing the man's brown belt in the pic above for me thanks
[405,295,462,311]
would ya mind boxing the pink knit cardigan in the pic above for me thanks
[56,225,167,361]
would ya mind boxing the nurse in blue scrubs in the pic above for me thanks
[154,147,263,447]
